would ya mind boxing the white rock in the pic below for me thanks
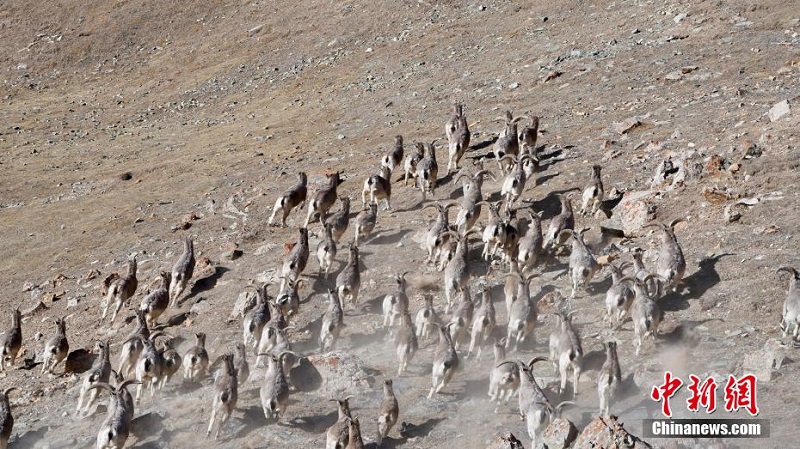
[768,100,791,122]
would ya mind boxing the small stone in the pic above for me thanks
[119,172,133,181]
[768,100,790,122]
[477,4,486,11]
[612,116,641,134]
[674,12,687,23]
[508,82,519,89]
[220,241,241,260]
[701,297,718,311]
[337,134,346,140]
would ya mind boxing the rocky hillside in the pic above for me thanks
[0,0,798,448]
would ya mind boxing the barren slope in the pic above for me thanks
[0,1,798,448]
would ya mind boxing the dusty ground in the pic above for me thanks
[0,0,798,448]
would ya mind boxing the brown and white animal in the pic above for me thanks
[446,103,471,174]
[403,142,425,187]
[777,267,800,339]
[377,379,399,446]
[381,135,405,173]
[395,312,418,375]
[207,353,238,440]
[268,171,308,227]
[76,340,112,416]
[428,323,460,398]
[543,194,574,252]
[415,141,439,200]
[170,237,196,306]
[117,310,149,378]
[0,387,15,449]
[493,110,525,175]
[280,228,310,292]
[103,256,139,323]
[0,310,21,372]
[654,219,687,295]
[362,165,392,210]
[305,171,343,227]
[183,332,210,382]
[517,116,540,158]
[548,311,583,398]
[140,271,171,328]
[604,262,635,328]
[487,339,519,412]
[91,379,139,449]
[597,341,621,417]
[336,244,361,307]
[579,165,604,216]
[325,397,353,449]
[41,316,69,374]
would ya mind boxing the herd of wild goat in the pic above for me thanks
[0,103,798,449]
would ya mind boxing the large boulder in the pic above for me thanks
[573,416,652,449]
[542,417,578,449]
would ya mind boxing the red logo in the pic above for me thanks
[724,374,759,416]
[652,373,759,417]
[650,371,683,417]
[687,374,717,413]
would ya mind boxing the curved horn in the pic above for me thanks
[777,266,799,278]
[497,360,523,370]
[555,400,576,414]
[668,218,685,229]
[87,382,115,394]
[527,356,549,369]
[118,380,142,391]
[2,387,17,396]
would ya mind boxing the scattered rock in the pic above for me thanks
[607,190,659,236]
[704,154,729,178]
[742,338,788,381]
[701,297,718,311]
[220,241,241,260]
[768,99,791,122]
[543,417,579,449]
[306,351,374,394]
[544,70,563,82]
[573,416,653,449]
[737,138,762,159]
[230,289,257,320]
[723,197,760,223]
[485,433,525,449]
[612,117,642,135]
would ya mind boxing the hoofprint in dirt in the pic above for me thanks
[0,0,798,448]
